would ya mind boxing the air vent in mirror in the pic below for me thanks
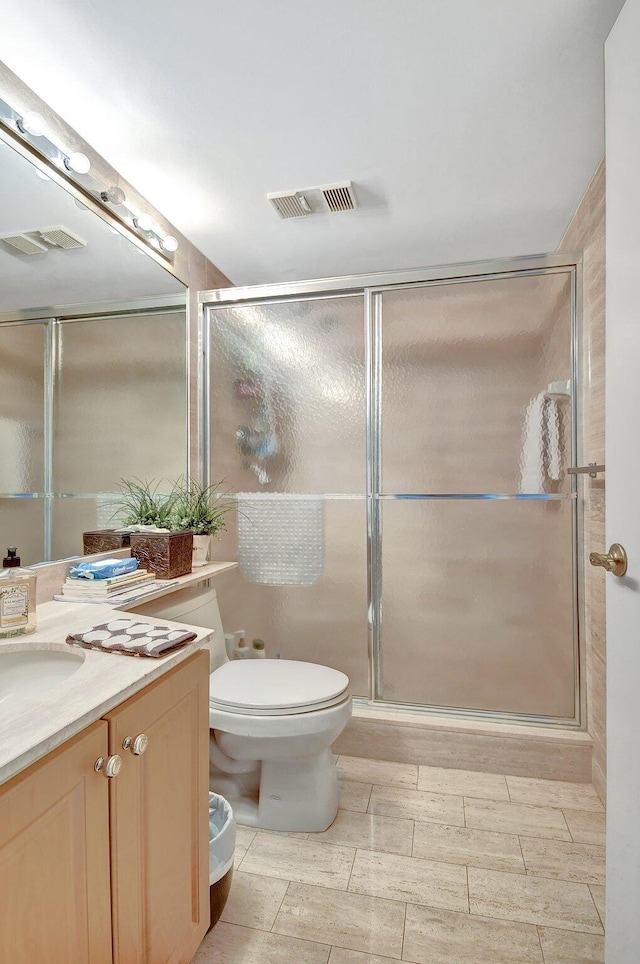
[37,225,87,249]
[0,232,49,255]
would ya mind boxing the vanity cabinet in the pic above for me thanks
[0,720,113,963]
[107,649,210,964]
[0,650,210,964]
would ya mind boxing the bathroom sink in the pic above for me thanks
[0,648,84,707]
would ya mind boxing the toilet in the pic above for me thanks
[130,584,352,832]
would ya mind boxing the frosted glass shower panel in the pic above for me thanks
[0,499,44,566]
[51,497,103,560]
[379,499,576,718]
[380,272,573,493]
[0,322,45,491]
[54,311,187,492]
[216,498,369,695]
[208,296,365,493]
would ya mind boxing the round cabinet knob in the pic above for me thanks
[124,733,149,756]
[132,733,149,756]
[104,754,123,778]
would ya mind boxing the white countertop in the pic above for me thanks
[0,562,238,786]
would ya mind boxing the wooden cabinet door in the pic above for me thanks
[106,651,210,964]
[0,721,113,964]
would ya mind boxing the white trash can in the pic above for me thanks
[208,792,236,931]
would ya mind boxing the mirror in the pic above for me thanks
[0,135,189,565]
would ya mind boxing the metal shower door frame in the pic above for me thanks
[200,251,584,729]
[365,264,582,728]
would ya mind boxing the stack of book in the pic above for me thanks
[60,568,156,600]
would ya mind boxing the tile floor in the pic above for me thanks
[193,755,606,964]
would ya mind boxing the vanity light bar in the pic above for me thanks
[0,95,178,259]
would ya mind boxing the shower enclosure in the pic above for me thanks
[0,303,188,563]
[203,254,581,726]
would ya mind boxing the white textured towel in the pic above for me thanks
[520,392,563,493]
[237,494,324,585]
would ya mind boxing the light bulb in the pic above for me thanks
[35,168,50,181]
[101,186,126,205]
[18,111,45,136]
[134,213,153,231]
[64,152,91,174]
[162,235,179,252]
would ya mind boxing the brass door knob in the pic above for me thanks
[589,543,628,577]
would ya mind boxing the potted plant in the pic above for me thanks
[82,479,174,555]
[112,477,178,528]
[107,478,193,579]
[170,478,233,567]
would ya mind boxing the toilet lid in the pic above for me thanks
[209,659,350,714]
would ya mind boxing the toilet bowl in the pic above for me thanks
[130,584,352,832]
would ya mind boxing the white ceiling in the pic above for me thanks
[0,1,625,287]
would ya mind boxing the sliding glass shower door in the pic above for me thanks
[372,272,576,719]
[204,257,579,724]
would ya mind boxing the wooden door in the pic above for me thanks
[0,721,113,964]
[106,651,210,964]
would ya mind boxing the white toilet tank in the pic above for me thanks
[129,585,228,670]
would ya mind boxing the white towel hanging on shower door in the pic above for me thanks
[519,392,563,493]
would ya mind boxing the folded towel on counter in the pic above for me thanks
[66,617,196,658]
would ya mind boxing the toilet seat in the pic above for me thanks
[209,659,350,716]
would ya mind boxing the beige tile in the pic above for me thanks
[403,904,543,964]
[220,871,288,930]
[192,921,330,964]
[506,777,604,812]
[273,882,405,959]
[348,848,467,912]
[590,884,605,924]
[311,809,413,856]
[563,809,606,846]
[239,832,355,890]
[520,837,605,885]
[465,798,571,840]
[259,828,310,839]
[537,927,605,963]
[412,821,525,874]
[337,755,418,789]
[234,826,256,868]
[328,949,398,964]
[339,780,373,813]
[467,867,603,933]
[418,765,509,801]
[368,784,464,827]
[334,719,592,783]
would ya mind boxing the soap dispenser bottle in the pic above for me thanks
[233,630,251,659]
[0,547,37,637]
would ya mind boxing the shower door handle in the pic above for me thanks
[589,543,628,577]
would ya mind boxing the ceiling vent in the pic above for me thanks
[267,191,312,220]
[37,226,87,249]
[0,232,49,255]
[268,181,357,220]
[320,181,357,213]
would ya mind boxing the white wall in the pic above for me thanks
[604,1,640,959]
